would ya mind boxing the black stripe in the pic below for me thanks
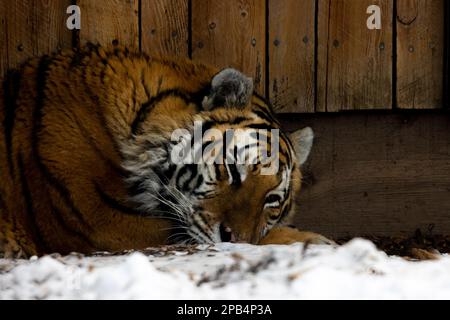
[182,165,198,191]
[0,191,5,211]
[70,48,86,69]
[128,177,147,197]
[192,219,214,243]
[280,198,292,221]
[246,122,275,131]
[50,203,97,250]
[175,165,190,190]
[164,164,177,181]
[95,182,142,216]
[2,69,22,178]
[193,85,211,107]
[252,108,279,126]
[196,212,209,229]
[253,92,271,106]
[192,190,208,197]
[193,173,204,191]
[18,153,48,253]
[156,76,163,95]
[32,55,92,230]
[275,138,290,168]
[236,143,259,160]
[141,69,153,100]
[100,58,110,85]
[131,79,138,113]
[74,116,127,178]
[229,116,251,125]
[82,65,125,167]
[154,166,171,185]
[205,116,251,129]
[226,163,242,186]
[279,131,294,166]
[132,89,197,135]
[214,163,221,180]
[197,211,214,235]
[56,68,126,178]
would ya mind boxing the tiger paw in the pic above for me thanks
[259,227,335,246]
[203,68,254,110]
[0,235,26,259]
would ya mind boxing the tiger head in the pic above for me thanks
[122,68,313,245]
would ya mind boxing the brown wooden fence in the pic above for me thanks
[1,0,448,113]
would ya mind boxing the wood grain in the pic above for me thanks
[281,113,450,238]
[397,0,445,109]
[317,0,393,111]
[78,0,139,48]
[191,0,266,95]
[0,0,72,77]
[268,0,315,113]
[446,1,450,108]
[141,0,189,57]
[316,0,331,112]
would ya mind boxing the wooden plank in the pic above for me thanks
[0,1,7,78]
[78,0,139,48]
[280,113,450,238]
[268,0,315,113]
[191,0,266,95]
[445,0,450,108]
[397,0,445,109]
[317,0,393,111]
[141,0,189,57]
[316,0,331,112]
[0,0,72,77]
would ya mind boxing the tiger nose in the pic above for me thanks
[219,223,237,242]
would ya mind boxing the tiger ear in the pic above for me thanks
[290,127,314,166]
[203,68,254,110]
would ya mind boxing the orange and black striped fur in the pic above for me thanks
[0,45,332,257]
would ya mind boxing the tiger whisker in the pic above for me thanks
[166,231,191,243]
[145,192,187,221]
[150,173,194,213]
[148,214,187,225]
[161,225,189,232]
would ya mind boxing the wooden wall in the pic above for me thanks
[282,112,450,238]
[0,0,72,76]
[1,0,447,112]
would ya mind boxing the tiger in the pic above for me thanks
[0,44,333,258]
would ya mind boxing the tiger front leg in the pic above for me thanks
[0,226,27,259]
[259,226,335,246]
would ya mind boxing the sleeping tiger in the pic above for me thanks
[0,45,333,258]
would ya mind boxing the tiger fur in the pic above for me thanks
[0,45,332,257]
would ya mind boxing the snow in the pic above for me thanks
[1,238,450,299]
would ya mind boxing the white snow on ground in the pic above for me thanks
[1,239,450,299]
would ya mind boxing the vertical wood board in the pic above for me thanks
[317,0,393,112]
[78,0,139,48]
[191,0,266,95]
[397,0,445,109]
[141,0,189,57]
[268,0,316,113]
